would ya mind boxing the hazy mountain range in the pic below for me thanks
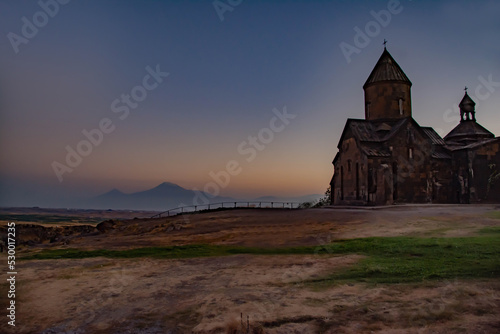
[82,182,322,211]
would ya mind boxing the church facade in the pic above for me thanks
[330,48,500,205]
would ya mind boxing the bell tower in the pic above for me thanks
[444,91,494,145]
[459,90,476,122]
[363,47,412,121]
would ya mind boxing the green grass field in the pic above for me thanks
[22,227,500,284]
[486,211,500,220]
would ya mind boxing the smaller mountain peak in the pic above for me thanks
[98,188,126,197]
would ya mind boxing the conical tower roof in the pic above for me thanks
[459,92,475,111]
[363,48,412,88]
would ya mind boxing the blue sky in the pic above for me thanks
[0,0,499,207]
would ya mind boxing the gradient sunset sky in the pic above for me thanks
[0,0,499,207]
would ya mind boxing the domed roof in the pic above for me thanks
[444,121,494,144]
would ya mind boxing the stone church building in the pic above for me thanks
[330,48,500,205]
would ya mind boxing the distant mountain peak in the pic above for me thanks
[154,182,183,189]
[87,182,233,211]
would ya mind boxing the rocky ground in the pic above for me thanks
[1,204,500,333]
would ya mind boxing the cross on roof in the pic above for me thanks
[383,39,387,48]
[464,86,468,92]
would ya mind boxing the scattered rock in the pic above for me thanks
[96,219,116,233]
[0,224,97,247]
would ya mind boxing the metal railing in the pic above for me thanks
[150,201,298,218]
